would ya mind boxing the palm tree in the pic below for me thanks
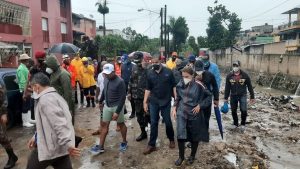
[169,16,189,51]
[96,0,109,36]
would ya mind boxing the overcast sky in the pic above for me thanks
[72,0,299,38]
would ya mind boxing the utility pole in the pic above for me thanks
[164,5,167,58]
[160,8,163,47]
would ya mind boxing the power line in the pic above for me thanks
[143,16,160,34]
[244,0,292,20]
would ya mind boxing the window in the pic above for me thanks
[60,0,67,18]
[60,0,67,8]
[61,22,67,42]
[42,18,49,42]
[41,0,47,12]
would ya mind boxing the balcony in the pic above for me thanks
[285,39,300,47]
[278,21,300,31]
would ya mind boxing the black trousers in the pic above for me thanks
[134,99,150,128]
[203,106,212,129]
[74,81,84,103]
[26,149,72,169]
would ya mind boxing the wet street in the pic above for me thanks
[1,85,300,169]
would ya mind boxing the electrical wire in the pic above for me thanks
[142,16,160,33]
[244,0,292,20]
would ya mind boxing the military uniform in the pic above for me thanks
[0,85,18,168]
[0,85,10,149]
[129,65,150,129]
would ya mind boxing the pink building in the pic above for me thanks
[0,0,73,67]
[72,13,96,42]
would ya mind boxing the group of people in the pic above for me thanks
[0,49,255,168]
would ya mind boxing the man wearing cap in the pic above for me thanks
[194,60,219,128]
[200,54,222,89]
[90,64,127,155]
[79,57,96,108]
[143,54,176,155]
[17,54,34,127]
[188,55,196,70]
[224,61,255,132]
[71,54,84,104]
[62,55,77,90]
[166,52,178,70]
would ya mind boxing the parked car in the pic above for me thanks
[0,68,22,128]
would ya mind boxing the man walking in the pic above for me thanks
[1,85,18,169]
[200,54,222,89]
[45,55,82,147]
[90,64,127,155]
[17,54,34,127]
[121,54,135,118]
[26,73,80,169]
[224,61,255,132]
[143,54,176,155]
[128,52,150,141]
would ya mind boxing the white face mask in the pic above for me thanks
[32,91,38,99]
[196,71,203,75]
[183,78,192,85]
[46,67,54,74]
[233,67,240,72]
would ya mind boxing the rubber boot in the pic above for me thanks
[136,127,147,141]
[4,148,18,169]
[91,97,95,108]
[22,114,34,127]
[86,97,90,107]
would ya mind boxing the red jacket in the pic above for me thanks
[62,64,77,88]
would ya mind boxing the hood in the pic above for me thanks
[45,55,60,71]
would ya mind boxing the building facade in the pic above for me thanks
[0,0,73,67]
[72,13,96,42]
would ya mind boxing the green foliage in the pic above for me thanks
[187,36,198,55]
[197,36,208,48]
[206,3,242,51]
[94,27,160,57]
[96,0,109,15]
[169,16,189,52]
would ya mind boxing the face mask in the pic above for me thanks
[152,64,160,71]
[196,71,203,75]
[183,78,192,85]
[202,60,210,69]
[233,67,240,72]
[46,67,53,74]
[117,60,122,64]
[172,57,176,61]
[63,60,69,65]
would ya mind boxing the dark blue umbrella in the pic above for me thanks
[48,43,80,54]
[214,106,224,139]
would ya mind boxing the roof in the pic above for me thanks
[72,13,96,22]
[278,28,300,35]
[282,5,300,14]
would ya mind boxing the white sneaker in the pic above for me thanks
[29,119,36,124]
[23,122,34,127]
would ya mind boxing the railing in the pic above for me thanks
[278,21,300,31]
[285,39,300,47]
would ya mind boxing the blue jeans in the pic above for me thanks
[148,102,174,147]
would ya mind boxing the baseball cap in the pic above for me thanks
[232,60,240,66]
[62,54,69,59]
[189,55,196,62]
[19,54,31,60]
[102,63,114,75]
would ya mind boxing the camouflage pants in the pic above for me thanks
[134,99,150,128]
[0,123,11,149]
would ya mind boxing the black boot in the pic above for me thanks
[86,97,90,107]
[136,128,147,142]
[91,98,95,108]
[4,148,18,169]
[129,112,136,119]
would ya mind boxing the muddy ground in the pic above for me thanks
[1,81,300,169]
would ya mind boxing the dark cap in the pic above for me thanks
[194,60,204,71]
[232,60,241,66]
[189,55,196,62]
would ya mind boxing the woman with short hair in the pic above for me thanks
[172,66,212,166]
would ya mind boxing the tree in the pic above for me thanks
[96,0,109,36]
[206,2,242,50]
[169,16,189,52]
[197,36,208,48]
[95,34,127,57]
[187,36,198,55]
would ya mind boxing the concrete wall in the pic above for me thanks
[264,42,286,54]
[211,49,300,76]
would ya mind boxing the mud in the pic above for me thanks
[1,79,300,168]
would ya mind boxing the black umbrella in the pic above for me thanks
[48,43,80,54]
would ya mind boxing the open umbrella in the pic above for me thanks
[48,43,80,54]
[214,106,224,139]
